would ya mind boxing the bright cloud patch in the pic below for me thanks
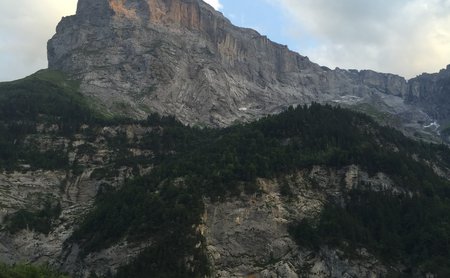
[0,0,77,81]
[204,0,223,10]
[275,0,450,78]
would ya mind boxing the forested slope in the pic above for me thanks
[0,72,450,277]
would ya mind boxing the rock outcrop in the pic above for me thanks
[203,166,396,277]
[408,65,450,121]
[48,0,447,139]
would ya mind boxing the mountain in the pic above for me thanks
[408,66,450,137]
[2,0,450,277]
[48,0,446,142]
[1,71,450,277]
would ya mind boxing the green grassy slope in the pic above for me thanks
[0,263,69,278]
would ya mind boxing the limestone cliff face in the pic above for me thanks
[203,166,400,277]
[48,0,441,133]
[408,65,450,121]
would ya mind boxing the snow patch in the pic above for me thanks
[332,95,362,104]
[423,121,440,130]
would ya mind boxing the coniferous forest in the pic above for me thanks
[1,71,450,277]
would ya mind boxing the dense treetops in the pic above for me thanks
[74,104,450,276]
[1,70,450,276]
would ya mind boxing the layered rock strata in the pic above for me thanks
[48,0,446,137]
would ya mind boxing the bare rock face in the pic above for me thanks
[408,65,450,121]
[48,0,439,133]
[48,0,318,125]
[202,166,399,277]
[358,70,408,97]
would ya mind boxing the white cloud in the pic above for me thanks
[0,0,77,81]
[204,0,223,10]
[274,0,450,78]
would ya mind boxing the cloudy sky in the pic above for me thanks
[1,0,450,81]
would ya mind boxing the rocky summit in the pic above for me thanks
[48,0,448,139]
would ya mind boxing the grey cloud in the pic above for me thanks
[275,0,450,78]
